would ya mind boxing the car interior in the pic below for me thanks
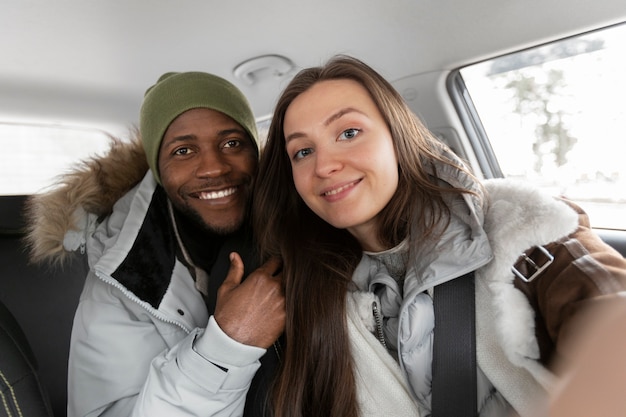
[2,0,626,415]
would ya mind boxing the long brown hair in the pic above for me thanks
[253,55,476,417]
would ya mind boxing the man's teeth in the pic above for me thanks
[198,187,236,200]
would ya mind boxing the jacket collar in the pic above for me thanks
[92,172,177,308]
[110,185,177,308]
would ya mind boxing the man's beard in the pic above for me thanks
[171,199,248,236]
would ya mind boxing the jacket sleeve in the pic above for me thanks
[514,199,626,368]
[132,318,266,416]
[68,275,266,417]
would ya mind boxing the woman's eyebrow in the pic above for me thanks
[324,107,364,127]
[285,107,365,144]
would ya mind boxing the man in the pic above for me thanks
[25,72,285,416]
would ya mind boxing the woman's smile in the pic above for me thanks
[320,178,362,199]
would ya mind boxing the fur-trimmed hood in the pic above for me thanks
[24,130,149,266]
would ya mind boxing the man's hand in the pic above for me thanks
[214,253,285,349]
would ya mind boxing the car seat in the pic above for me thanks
[0,299,54,416]
[0,195,87,417]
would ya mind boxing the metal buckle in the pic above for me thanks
[511,245,554,283]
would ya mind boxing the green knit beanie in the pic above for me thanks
[140,71,259,184]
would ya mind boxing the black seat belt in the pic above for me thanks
[431,272,477,417]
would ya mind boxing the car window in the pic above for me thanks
[0,122,119,195]
[459,23,626,230]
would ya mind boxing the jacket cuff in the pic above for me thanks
[177,317,266,392]
[195,316,266,366]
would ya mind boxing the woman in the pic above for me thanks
[253,55,626,417]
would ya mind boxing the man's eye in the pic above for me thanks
[294,148,313,161]
[339,128,360,140]
[224,139,240,148]
[173,147,190,156]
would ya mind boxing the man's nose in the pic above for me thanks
[196,150,230,177]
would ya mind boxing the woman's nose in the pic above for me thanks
[314,146,342,178]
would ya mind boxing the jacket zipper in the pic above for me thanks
[94,270,192,334]
[372,300,388,349]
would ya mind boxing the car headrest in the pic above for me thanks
[0,195,28,236]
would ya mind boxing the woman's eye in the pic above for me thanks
[339,128,360,140]
[294,148,313,161]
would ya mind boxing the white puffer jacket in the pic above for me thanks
[347,173,581,417]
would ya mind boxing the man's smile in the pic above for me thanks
[195,186,238,200]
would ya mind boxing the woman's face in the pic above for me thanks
[283,79,399,251]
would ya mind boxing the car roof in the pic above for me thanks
[3,0,626,130]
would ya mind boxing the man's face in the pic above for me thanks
[158,108,258,235]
